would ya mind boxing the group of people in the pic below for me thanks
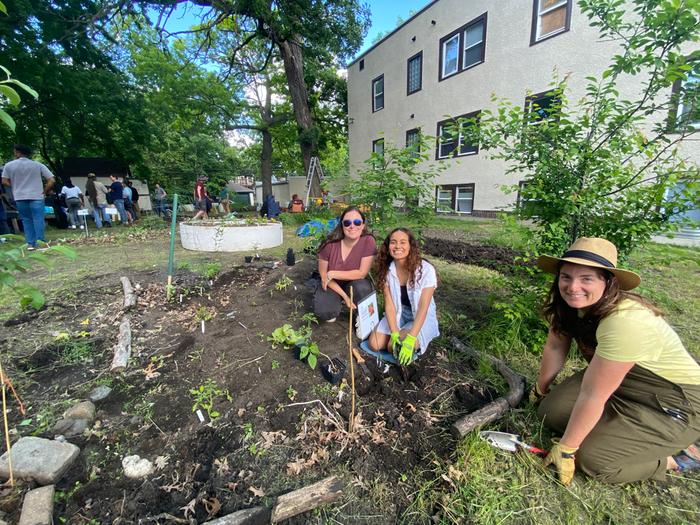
[314,206,700,485]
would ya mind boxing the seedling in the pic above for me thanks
[195,306,214,333]
[189,347,205,363]
[274,275,293,292]
[268,324,309,349]
[301,312,318,329]
[202,262,221,281]
[243,422,254,442]
[271,360,280,370]
[189,379,232,419]
[298,342,320,369]
[286,385,297,401]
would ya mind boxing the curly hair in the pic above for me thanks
[543,262,662,353]
[375,228,423,291]
[317,206,373,253]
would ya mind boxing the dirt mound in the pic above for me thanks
[423,237,525,273]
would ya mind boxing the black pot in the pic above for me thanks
[321,357,346,384]
[244,256,253,263]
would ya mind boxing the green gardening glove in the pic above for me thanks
[390,332,401,358]
[399,334,417,365]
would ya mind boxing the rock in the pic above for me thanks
[63,401,95,421]
[88,385,112,403]
[204,507,271,525]
[0,437,79,485]
[52,418,89,438]
[18,485,54,525]
[122,455,154,479]
[129,415,144,426]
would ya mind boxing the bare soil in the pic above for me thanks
[0,241,503,524]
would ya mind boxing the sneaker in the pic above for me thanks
[69,225,76,229]
[26,245,36,251]
[673,452,700,472]
[79,225,84,230]
[325,317,337,323]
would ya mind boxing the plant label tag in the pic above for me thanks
[196,409,205,423]
[201,320,205,334]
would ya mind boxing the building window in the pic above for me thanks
[439,14,487,81]
[436,184,475,214]
[531,0,572,45]
[525,90,561,124]
[372,138,384,157]
[406,128,421,158]
[407,52,423,95]
[359,59,365,71]
[372,75,384,112]
[671,69,699,131]
[436,111,480,159]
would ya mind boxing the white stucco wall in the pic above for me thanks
[347,0,699,214]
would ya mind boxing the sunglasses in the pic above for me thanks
[342,219,364,227]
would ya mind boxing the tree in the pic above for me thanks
[461,0,699,258]
[343,134,445,235]
[129,0,370,197]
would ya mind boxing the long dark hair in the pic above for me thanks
[543,262,662,352]
[376,228,424,291]
[317,206,373,253]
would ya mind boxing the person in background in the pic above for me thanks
[126,180,140,218]
[108,174,128,224]
[367,228,439,365]
[154,183,167,216]
[219,186,231,215]
[193,178,208,220]
[85,173,111,228]
[0,169,12,235]
[288,194,304,213]
[122,179,136,223]
[60,178,84,229]
[531,237,700,485]
[1,144,54,249]
[314,206,377,323]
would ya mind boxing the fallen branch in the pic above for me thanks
[450,337,525,438]
[110,316,132,372]
[270,475,344,523]
[121,276,137,311]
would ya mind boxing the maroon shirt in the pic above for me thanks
[318,235,377,272]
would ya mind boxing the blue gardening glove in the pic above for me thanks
[399,334,416,365]
[390,332,401,358]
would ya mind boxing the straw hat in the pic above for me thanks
[537,237,641,290]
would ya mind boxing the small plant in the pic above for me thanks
[189,379,232,419]
[194,306,214,322]
[286,385,297,401]
[202,262,221,280]
[54,335,93,365]
[242,422,254,442]
[271,360,280,370]
[274,275,293,291]
[268,324,308,349]
[301,312,318,329]
[298,341,320,369]
[189,347,205,363]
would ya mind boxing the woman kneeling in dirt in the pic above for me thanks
[531,237,700,485]
[367,228,439,365]
[314,206,377,322]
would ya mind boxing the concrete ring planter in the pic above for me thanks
[179,220,283,252]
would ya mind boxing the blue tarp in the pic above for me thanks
[296,218,338,237]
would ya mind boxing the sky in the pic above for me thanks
[151,0,433,62]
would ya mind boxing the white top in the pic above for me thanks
[61,185,82,199]
[377,259,439,354]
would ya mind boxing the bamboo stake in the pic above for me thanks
[0,358,14,487]
[348,286,356,432]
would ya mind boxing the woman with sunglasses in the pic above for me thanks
[367,228,439,365]
[314,206,377,322]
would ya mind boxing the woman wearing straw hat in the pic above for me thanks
[531,237,700,485]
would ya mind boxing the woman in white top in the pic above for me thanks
[60,179,84,229]
[368,228,439,365]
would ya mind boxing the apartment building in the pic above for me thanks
[347,0,699,217]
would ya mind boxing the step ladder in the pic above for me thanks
[303,156,325,209]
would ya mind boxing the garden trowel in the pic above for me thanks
[480,431,547,457]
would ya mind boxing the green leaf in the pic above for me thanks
[6,78,38,99]
[19,418,32,426]
[0,2,5,15]
[307,353,317,369]
[0,108,15,131]
[0,85,20,105]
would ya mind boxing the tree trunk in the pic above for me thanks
[277,37,320,197]
[260,77,274,198]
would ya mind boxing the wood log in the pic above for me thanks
[203,506,270,525]
[121,277,137,310]
[450,337,526,438]
[110,316,132,372]
[270,476,343,523]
